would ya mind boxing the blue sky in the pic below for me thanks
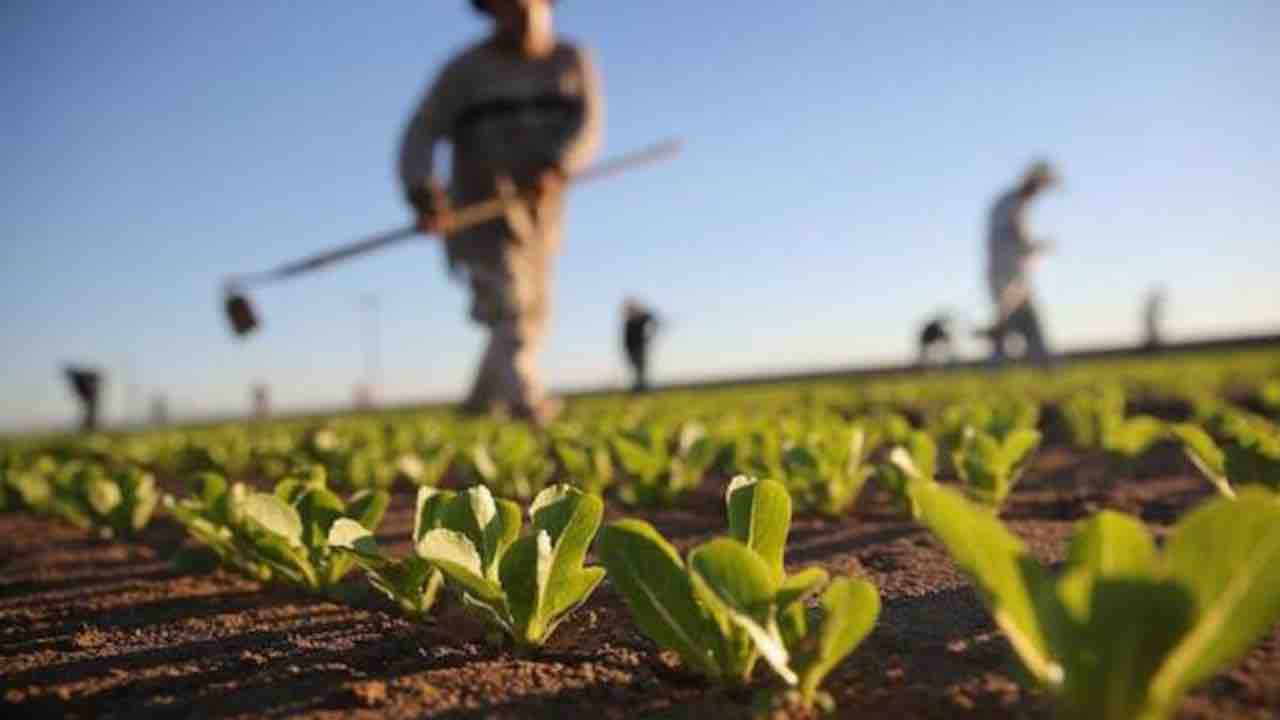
[3,1,1277,430]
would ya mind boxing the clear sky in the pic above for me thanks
[3,1,1277,430]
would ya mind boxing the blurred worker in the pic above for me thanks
[984,160,1058,366]
[1143,286,1166,352]
[399,0,603,424]
[622,298,659,392]
[251,383,271,420]
[64,366,102,432]
[917,312,955,367]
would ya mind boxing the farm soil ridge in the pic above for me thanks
[2,444,1278,719]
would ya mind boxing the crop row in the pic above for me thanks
[1,350,1278,716]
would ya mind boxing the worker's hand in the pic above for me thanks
[408,178,453,235]
[533,164,567,198]
[416,209,454,236]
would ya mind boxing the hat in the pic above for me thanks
[1023,159,1059,188]
[472,0,555,14]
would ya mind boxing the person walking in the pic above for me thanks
[622,298,659,393]
[985,160,1057,365]
[399,0,603,423]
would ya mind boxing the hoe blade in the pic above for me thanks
[225,292,259,337]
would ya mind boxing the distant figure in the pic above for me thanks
[1143,287,1166,351]
[64,366,102,431]
[623,299,659,392]
[984,160,1058,366]
[150,395,169,426]
[399,0,603,425]
[251,383,271,420]
[917,313,955,367]
[353,383,375,410]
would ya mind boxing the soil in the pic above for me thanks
[2,443,1278,719]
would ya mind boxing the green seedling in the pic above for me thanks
[875,430,937,518]
[910,478,1280,720]
[598,476,878,709]
[463,425,555,501]
[781,424,877,517]
[414,484,605,649]
[167,468,388,593]
[15,460,159,538]
[326,485,457,620]
[1172,418,1280,498]
[551,434,614,495]
[612,422,717,507]
[952,426,1042,510]
[1062,386,1166,473]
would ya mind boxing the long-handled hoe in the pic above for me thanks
[222,138,682,337]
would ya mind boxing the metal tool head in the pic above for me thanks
[224,290,259,337]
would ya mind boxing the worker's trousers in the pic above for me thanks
[462,249,551,416]
[990,300,1050,365]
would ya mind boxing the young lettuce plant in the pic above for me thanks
[36,461,158,538]
[463,425,555,501]
[551,434,614,495]
[612,422,717,507]
[874,430,937,518]
[598,476,879,710]
[413,484,605,649]
[909,478,1280,720]
[1171,419,1280,498]
[168,468,388,594]
[1061,386,1165,474]
[951,426,1042,511]
[326,485,458,620]
[781,424,878,517]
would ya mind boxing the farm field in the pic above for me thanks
[3,347,1280,719]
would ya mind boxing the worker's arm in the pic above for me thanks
[555,47,604,177]
[398,60,465,231]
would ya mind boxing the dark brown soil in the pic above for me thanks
[2,445,1278,719]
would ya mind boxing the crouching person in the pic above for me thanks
[398,0,603,424]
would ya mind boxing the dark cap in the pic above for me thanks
[471,0,555,14]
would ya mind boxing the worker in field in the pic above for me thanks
[983,160,1057,366]
[1142,286,1166,352]
[622,298,659,393]
[399,0,603,424]
[64,366,102,432]
[917,312,955,367]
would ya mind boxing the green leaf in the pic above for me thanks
[529,485,604,621]
[725,476,791,584]
[326,517,383,562]
[910,479,1062,687]
[250,531,317,588]
[1054,576,1194,720]
[85,476,122,517]
[241,492,303,546]
[597,519,719,678]
[1149,490,1280,712]
[1169,424,1233,498]
[348,489,390,533]
[192,471,227,506]
[416,528,505,605]
[776,567,829,611]
[689,538,793,685]
[500,531,555,645]
[795,578,880,705]
[413,486,455,542]
[295,486,345,549]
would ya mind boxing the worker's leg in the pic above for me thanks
[627,345,648,392]
[1008,301,1051,365]
[460,266,506,413]
[491,248,556,422]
